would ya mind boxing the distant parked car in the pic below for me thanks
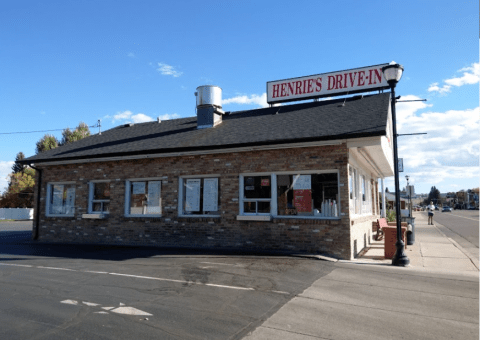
[442,206,452,212]
[467,206,476,210]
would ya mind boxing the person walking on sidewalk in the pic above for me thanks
[428,201,435,225]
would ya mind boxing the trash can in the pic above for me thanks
[401,216,415,245]
[383,226,407,259]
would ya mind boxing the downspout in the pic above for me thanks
[28,164,42,240]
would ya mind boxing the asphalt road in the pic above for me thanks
[0,221,336,340]
[431,209,479,247]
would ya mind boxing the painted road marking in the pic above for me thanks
[0,262,290,295]
[111,307,152,316]
[0,263,33,268]
[61,300,152,316]
[201,262,245,267]
[37,266,77,271]
[61,300,78,305]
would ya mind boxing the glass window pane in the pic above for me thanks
[102,202,110,213]
[257,201,270,213]
[92,202,102,212]
[243,201,257,213]
[276,173,339,217]
[94,182,110,200]
[182,178,220,215]
[244,176,271,199]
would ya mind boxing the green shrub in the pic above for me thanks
[386,209,396,222]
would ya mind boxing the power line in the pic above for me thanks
[0,124,98,135]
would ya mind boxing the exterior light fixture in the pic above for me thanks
[382,62,410,266]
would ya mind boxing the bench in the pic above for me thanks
[375,218,388,241]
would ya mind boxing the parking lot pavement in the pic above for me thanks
[0,229,336,340]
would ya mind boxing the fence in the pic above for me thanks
[0,208,34,220]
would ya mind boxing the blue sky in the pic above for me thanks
[0,0,478,194]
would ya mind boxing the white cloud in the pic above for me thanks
[108,111,181,124]
[428,62,480,94]
[157,63,182,77]
[127,52,135,58]
[384,97,479,193]
[0,161,14,193]
[157,113,180,121]
[222,93,269,108]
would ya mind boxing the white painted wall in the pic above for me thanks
[0,208,34,220]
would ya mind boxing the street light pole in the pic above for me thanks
[382,62,410,267]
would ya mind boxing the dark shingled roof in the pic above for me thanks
[22,93,390,164]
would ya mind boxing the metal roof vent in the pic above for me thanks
[195,85,225,129]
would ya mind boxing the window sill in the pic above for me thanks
[273,215,341,220]
[125,214,163,218]
[236,215,272,221]
[82,213,108,219]
[46,215,75,218]
[178,214,221,218]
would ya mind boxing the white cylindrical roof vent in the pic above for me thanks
[195,85,222,108]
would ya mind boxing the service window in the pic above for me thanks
[180,177,220,216]
[242,175,271,214]
[89,181,110,213]
[126,180,162,216]
[46,183,75,216]
[276,173,339,217]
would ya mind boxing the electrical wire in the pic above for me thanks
[0,124,98,135]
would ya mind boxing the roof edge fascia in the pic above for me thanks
[28,139,347,166]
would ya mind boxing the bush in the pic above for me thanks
[386,209,396,222]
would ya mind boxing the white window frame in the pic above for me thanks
[178,174,221,218]
[238,170,341,220]
[45,181,76,217]
[88,180,111,214]
[125,177,163,217]
[239,173,275,217]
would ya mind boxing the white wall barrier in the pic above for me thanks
[0,208,34,220]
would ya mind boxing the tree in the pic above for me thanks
[12,152,26,173]
[35,134,59,154]
[385,187,389,193]
[0,168,35,208]
[60,122,91,146]
[424,186,441,205]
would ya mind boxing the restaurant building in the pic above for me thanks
[21,64,395,260]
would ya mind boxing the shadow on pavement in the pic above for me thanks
[0,229,315,263]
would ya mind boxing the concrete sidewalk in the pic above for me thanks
[243,212,479,340]
[354,211,479,274]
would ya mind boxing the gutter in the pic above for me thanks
[27,164,42,240]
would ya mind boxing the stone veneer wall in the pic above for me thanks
[34,144,358,259]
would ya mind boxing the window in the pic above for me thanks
[88,181,110,214]
[276,173,339,217]
[179,176,220,216]
[46,183,75,216]
[242,175,271,214]
[125,180,162,216]
[239,171,340,219]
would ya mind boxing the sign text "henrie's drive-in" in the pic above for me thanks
[267,64,390,104]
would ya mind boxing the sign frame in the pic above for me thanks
[266,63,391,104]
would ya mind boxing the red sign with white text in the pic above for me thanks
[267,63,390,104]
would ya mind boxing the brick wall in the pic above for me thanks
[34,143,361,259]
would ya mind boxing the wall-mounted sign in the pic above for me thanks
[267,63,390,104]
[398,158,404,172]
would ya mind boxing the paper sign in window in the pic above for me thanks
[293,175,311,190]
[203,178,218,212]
[65,187,75,215]
[294,189,312,213]
[132,182,146,195]
[185,179,201,212]
[52,185,64,214]
[147,181,161,214]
